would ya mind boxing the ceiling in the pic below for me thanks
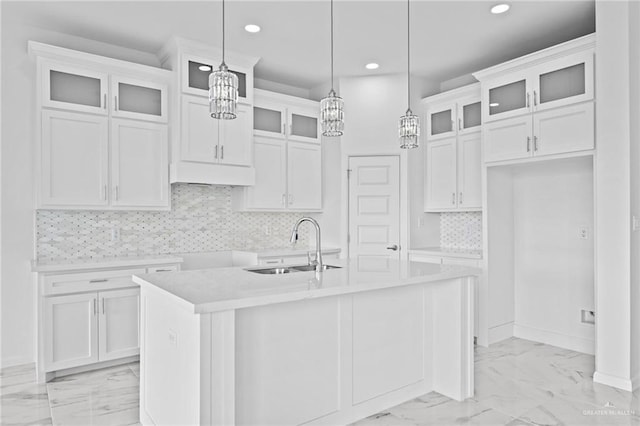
[3,0,595,91]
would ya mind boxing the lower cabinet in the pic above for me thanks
[44,287,140,372]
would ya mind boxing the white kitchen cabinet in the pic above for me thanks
[181,53,252,105]
[44,292,99,372]
[41,62,108,115]
[287,141,322,210]
[253,92,320,144]
[110,119,169,208]
[32,42,171,210]
[219,104,253,166]
[287,106,320,144]
[483,102,593,163]
[254,101,287,139]
[426,101,456,141]
[424,88,482,142]
[425,138,457,210]
[245,137,287,210]
[40,110,109,208]
[98,288,140,361]
[457,132,482,208]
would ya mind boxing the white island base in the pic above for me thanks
[136,261,475,425]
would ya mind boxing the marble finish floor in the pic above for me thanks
[1,338,639,425]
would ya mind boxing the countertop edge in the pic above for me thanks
[408,248,483,260]
[32,256,185,273]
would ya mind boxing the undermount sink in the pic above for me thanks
[245,264,342,274]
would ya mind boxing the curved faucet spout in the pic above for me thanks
[290,217,323,272]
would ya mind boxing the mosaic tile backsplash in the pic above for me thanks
[36,184,310,262]
[440,211,482,250]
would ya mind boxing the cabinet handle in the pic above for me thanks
[526,92,530,109]
[533,90,538,106]
[101,298,105,315]
[526,136,531,152]
[154,269,173,272]
[265,260,280,264]
[89,278,108,283]
[534,135,538,151]
[452,193,456,205]
[214,145,218,159]
[115,95,118,111]
[103,94,107,110]
[221,145,224,159]
[459,192,463,204]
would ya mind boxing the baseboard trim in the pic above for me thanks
[0,357,35,369]
[488,322,514,344]
[593,371,633,392]
[513,324,595,355]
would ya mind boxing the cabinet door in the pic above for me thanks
[41,110,109,207]
[483,115,533,163]
[483,74,531,123]
[246,137,287,209]
[42,62,108,115]
[287,141,322,210]
[458,98,482,134]
[111,119,169,208]
[180,95,219,163]
[533,51,594,113]
[426,102,456,141]
[287,106,319,143]
[98,288,140,361]
[424,137,457,211]
[254,102,287,139]
[183,56,250,103]
[44,293,98,372]
[219,103,253,166]
[533,102,594,157]
[112,76,167,123]
[457,132,482,210]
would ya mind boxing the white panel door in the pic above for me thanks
[287,141,322,210]
[44,293,98,372]
[483,115,533,163]
[219,103,253,166]
[533,102,594,157]
[99,288,140,361]
[457,132,482,209]
[247,137,287,209]
[348,156,400,265]
[111,119,169,208]
[425,137,457,210]
[41,110,109,207]
[180,95,218,163]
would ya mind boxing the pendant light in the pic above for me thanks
[320,0,344,137]
[209,0,238,119]
[398,0,419,149]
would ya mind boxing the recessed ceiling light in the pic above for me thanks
[491,4,510,14]
[365,63,379,70]
[245,24,261,33]
[198,65,212,72]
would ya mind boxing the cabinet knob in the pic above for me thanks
[459,192,463,204]
[526,92,530,109]
[221,145,224,160]
[527,136,531,152]
[534,135,538,151]
[452,193,456,205]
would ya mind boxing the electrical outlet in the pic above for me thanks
[578,226,588,240]
[110,227,121,242]
[581,309,595,324]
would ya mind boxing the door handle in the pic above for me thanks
[386,244,399,251]
[221,145,224,159]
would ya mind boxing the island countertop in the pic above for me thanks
[132,259,479,314]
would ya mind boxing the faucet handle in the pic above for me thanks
[307,251,312,265]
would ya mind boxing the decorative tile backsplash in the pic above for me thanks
[440,212,482,250]
[36,184,309,262]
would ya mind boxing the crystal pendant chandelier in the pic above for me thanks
[209,0,238,119]
[398,0,419,149]
[320,0,344,137]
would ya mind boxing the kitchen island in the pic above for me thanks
[132,259,478,426]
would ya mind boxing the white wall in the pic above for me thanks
[512,157,594,354]
[0,19,162,367]
[593,1,633,391]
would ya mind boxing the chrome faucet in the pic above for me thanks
[290,217,323,273]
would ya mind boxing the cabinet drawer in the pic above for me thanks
[147,265,180,273]
[43,268,144,295]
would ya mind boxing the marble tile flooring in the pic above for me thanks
[1,338,639,425]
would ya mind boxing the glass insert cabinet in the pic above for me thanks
[482,50,594,123]
[253,94,319,144]
[425,96,482,141]
[180,54,252,104]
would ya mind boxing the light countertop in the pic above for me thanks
[132,259,479,314]
[31,254,184,273]
[409,247,482,259]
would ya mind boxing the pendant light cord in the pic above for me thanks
[222,0,226,64]
[407,0,411,112]
[330,0,335,92]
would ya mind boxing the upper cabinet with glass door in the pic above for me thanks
[253,89,320,144]
[111,76,167,123]
[475,35,595,123]
[181,54,253,104]
[42,62,109,115]
[423,83,481,142]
